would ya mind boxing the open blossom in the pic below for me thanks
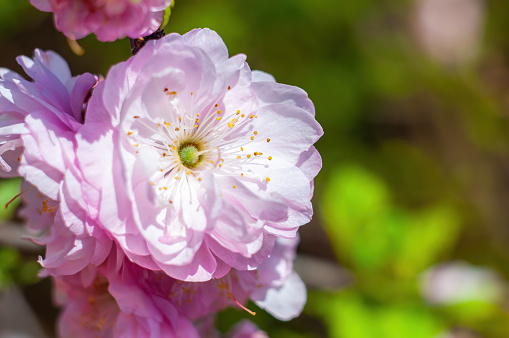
[30,0,173,41]
[0,49,112,275]
[77,28,322,281]
[54,251,199,338]
[119,237,306,322]
[0,49,95,183]
[167,236,306,321]
[53,237,302,337]
[0,49,96,195]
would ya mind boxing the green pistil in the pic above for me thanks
[178,144,200,168]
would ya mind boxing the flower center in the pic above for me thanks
[178,142,201,168]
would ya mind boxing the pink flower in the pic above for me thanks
[115,237,306,322]
[30,0,173,41]
[226,320,268,338]
[196,318,268,338]
[53,237,303,336]
[0,49,96,194]
[169,237,306,321]
[0,49,112,275]
[78,28,322,281]
[53,252,199,338]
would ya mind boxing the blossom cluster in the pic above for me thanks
[0,26,322,336]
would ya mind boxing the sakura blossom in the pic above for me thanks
[77,28,322,281]
[53,237,302,337]
[30,0,173,41]
[165,237,307,321]
[0,49,96,195]
[0,49,112,276]
[54,251,199,338]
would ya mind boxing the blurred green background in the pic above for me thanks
[1,0,509,337]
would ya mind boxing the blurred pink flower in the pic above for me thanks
[414,0,485,65]
[420,261,504,305]
[78,28,322,281]
[196,318,268,338]
[226,320,269,338]
[30,0,173,41]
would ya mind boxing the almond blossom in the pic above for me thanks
[53,237,303,337]
[53,251,199,338]
[30,0,173,41]
[77,28,323,281]
[0,49,112,275]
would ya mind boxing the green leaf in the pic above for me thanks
[159,0,176,30]
[308,290,444,338]
[394,204,460,277]
[321,164,393,270]
[307,291,378,338]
